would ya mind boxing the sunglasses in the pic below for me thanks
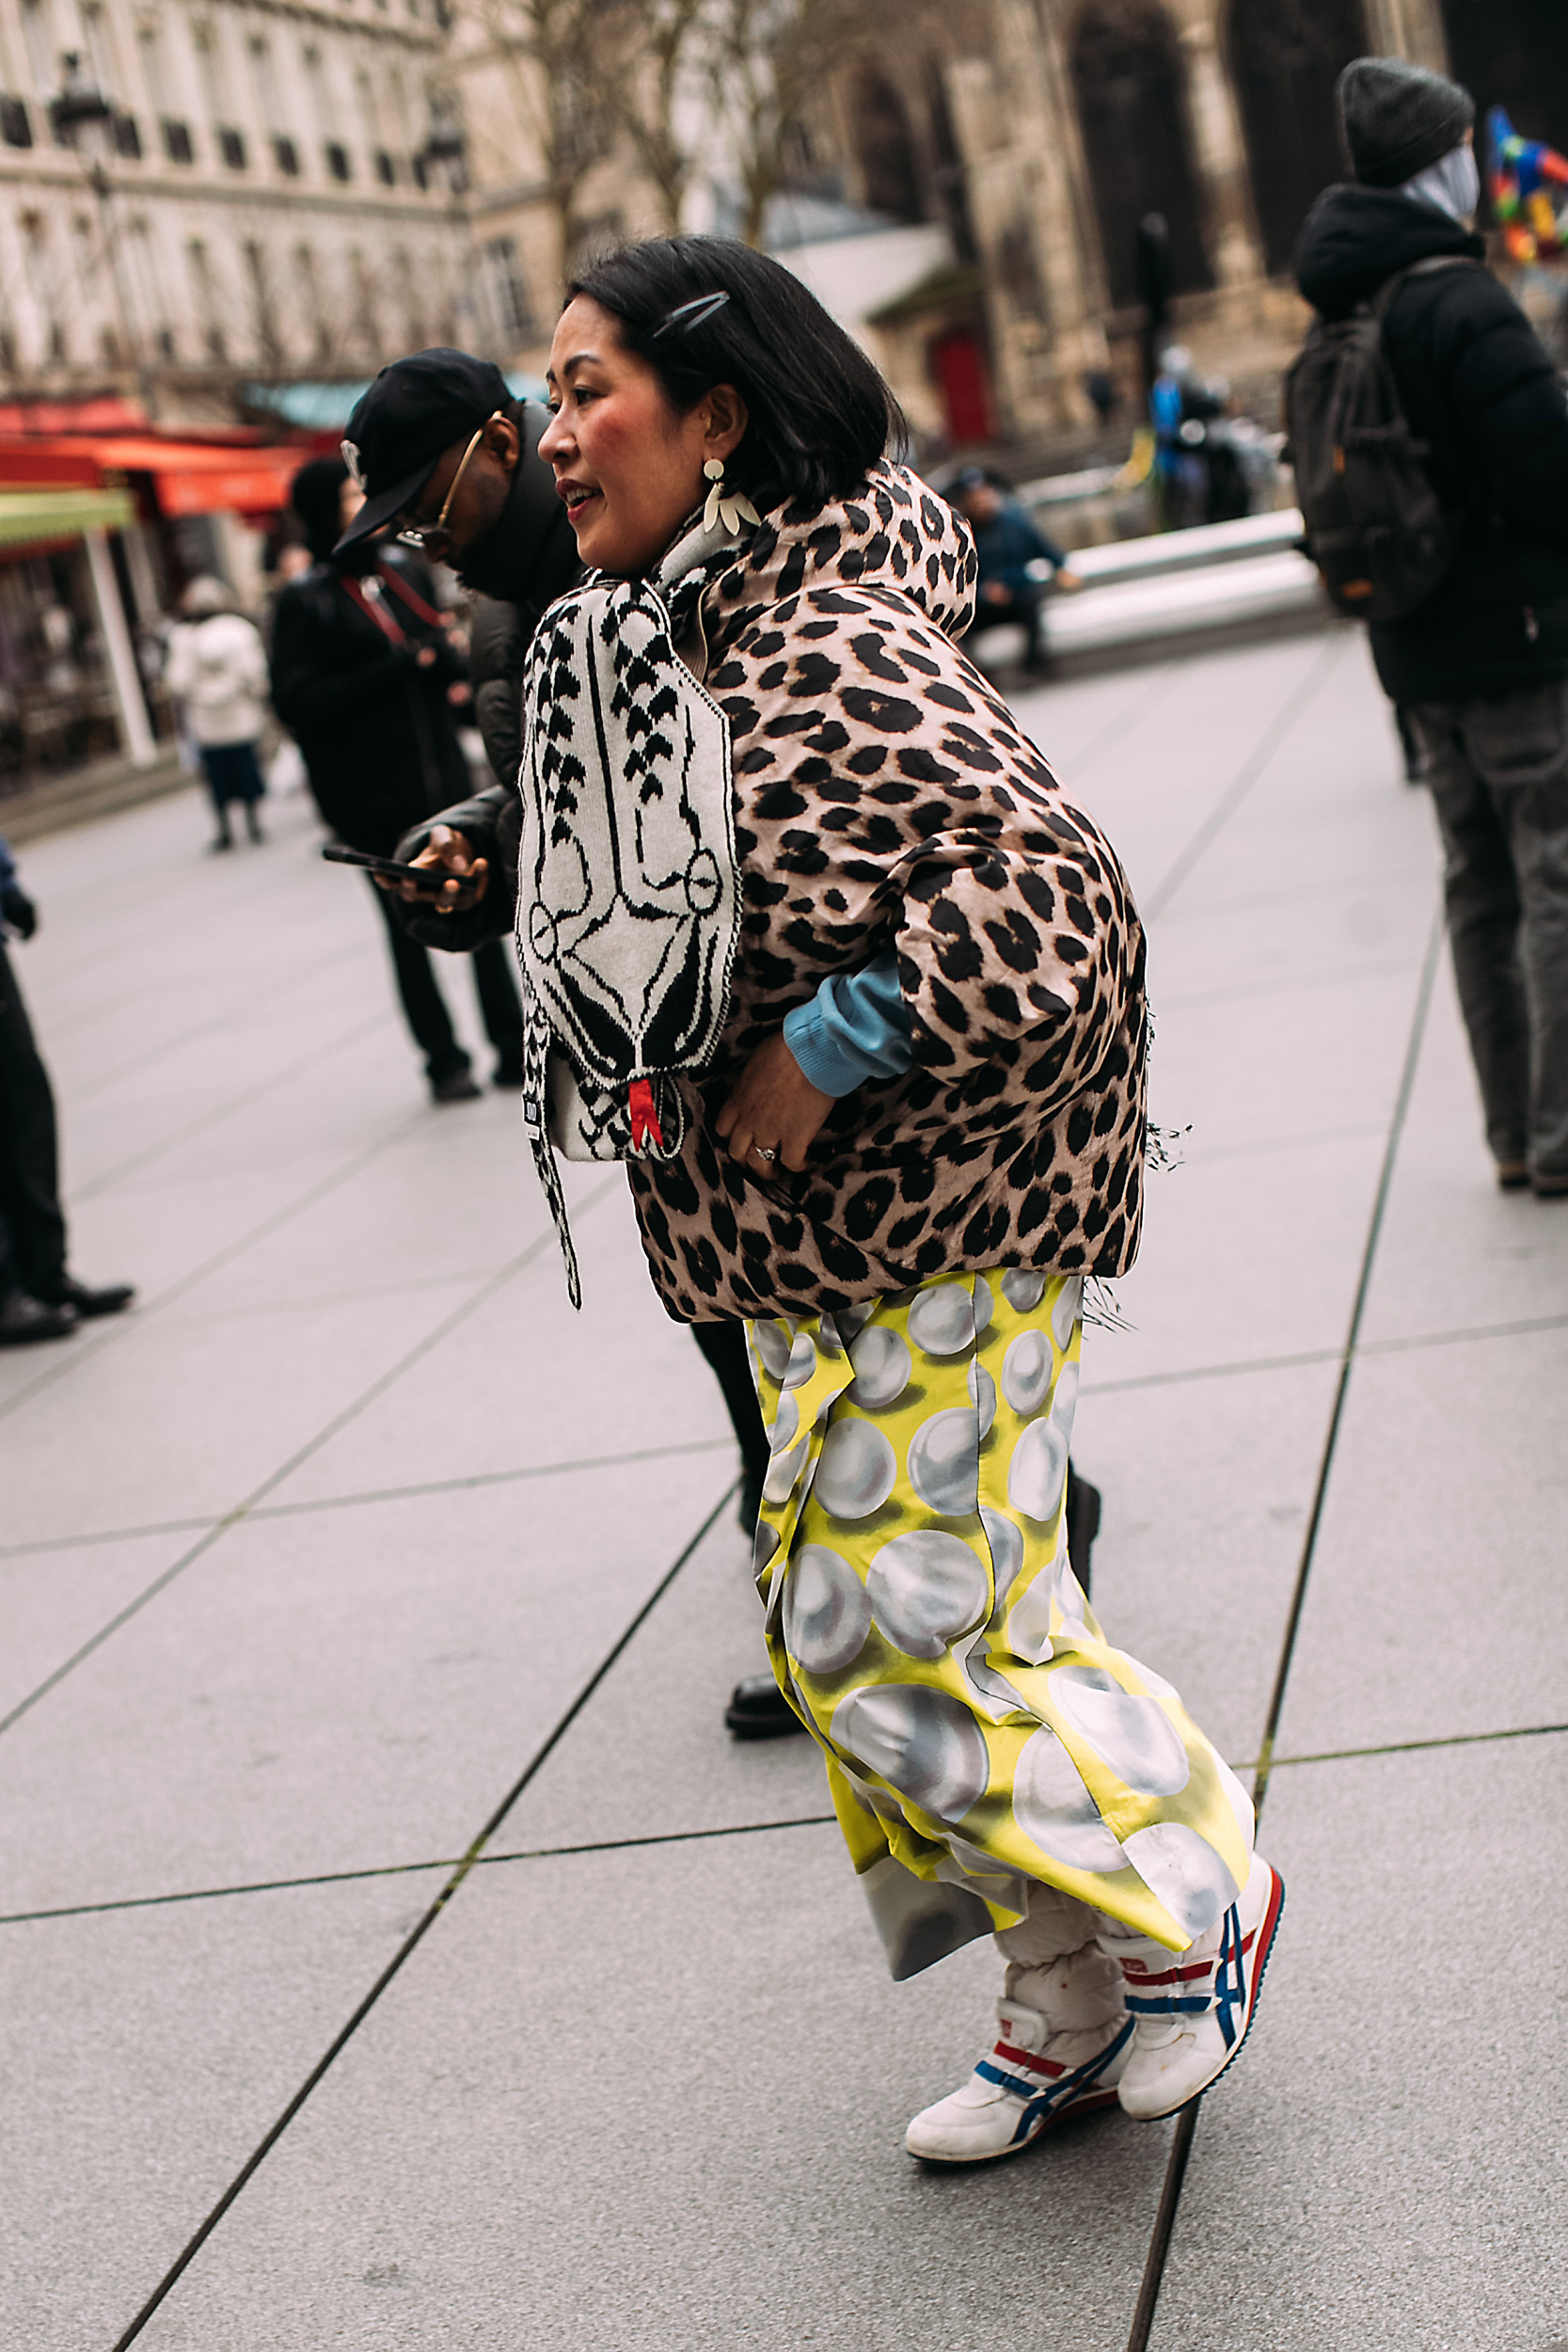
[396,411,501,550]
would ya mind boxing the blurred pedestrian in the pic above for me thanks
[417,234,1283,2153]
[1294,57,1568,1195]
[952,468,1082,674]
[163,576,269,853]
[271,455,526,1105]
[0,838,134,1343]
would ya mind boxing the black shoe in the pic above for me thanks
[725,1672,808,1740]
[245,805,264,844]
[36,1274,135,1319]
[0,1288,79,1344]
[208,834,234,854]
[492,1063,526,1090]
[737,1473,764,1536]
[431,1070,483,1104]
[1065,1465,1101,1597]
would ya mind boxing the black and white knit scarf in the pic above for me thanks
[516,527,742,1305]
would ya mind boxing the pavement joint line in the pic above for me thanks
[1152,955,1418,1015]
[1048,658,1183,776]
[0,1182,621,1742]
[74,1006,393,1202]
[15,1713,1568,1930]
[0,1438,736,1561]
[1248,900,1445,1822]
[8,1295,1559,1565]
[55,933,368,1108]
[22,1710,1568,1931]
[1259,1721,1568,1772]
[105,1479,736,2352]
[141,1262,529,1327]
[0,1081,430,1429]
[0,1813,844,1928]
[1171,1119,1387,1167]
[1084,1303,1568,1405]
[1122,891,1444,2352]
[1141,633,1346,925]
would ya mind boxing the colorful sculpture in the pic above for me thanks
[1488,105,1568,263]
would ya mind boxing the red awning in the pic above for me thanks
[0,432,313,517]
[0,444,103,490]
[71,437,308,516]
[0,396,148,435]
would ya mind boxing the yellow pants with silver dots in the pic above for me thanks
[747,1269,1254,1980]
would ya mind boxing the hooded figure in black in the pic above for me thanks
[1295,58,1568,1197]
[270,455,524,1102]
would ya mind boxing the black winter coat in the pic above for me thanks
[1295,184,1568,706]
[270,550,471,857]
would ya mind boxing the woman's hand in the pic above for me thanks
[715,1033,835,1174]
[376,822,489,911]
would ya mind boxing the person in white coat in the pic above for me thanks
[165,576,270,851]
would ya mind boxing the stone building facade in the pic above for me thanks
[840,0,1457,444]
[0,0,470,423]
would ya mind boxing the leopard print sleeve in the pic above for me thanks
[895,795,1138,1115]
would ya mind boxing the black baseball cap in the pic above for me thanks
[336,348,512,549]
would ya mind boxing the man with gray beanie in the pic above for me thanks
[1295,57,1568,1197]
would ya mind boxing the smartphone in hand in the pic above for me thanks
[321,843,450,894]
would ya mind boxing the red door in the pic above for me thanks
[930,329,995,445]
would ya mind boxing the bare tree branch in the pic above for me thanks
[600,0,705,234]
[451,0,624,281]
[705,0,861,246]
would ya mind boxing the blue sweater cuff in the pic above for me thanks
[783,951,914,1096]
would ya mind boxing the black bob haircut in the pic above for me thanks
[564,237,904,516]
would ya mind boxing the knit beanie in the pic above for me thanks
[1336,56,1475,189]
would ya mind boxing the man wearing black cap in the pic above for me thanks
[1296,58,1568,1198]
[335,348,578,821]
[271,444,527,1104]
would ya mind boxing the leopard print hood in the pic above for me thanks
[626,460,1148,1324]
[691,466,978,643]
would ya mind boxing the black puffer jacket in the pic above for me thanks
[391,399,580,949]
[270,548,470,856]
[1295,185,1568,705]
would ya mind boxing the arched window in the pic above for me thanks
[853,70,924,223]
[1228,0,1365,274]
[1071,0,1210,306]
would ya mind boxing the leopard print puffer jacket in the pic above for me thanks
[626,461,1148,1324]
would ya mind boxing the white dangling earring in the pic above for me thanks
[703,456,761,536]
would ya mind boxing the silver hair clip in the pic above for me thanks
[653,291,731,339]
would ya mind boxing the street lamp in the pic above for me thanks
[49,52,156,417]
[418,92,471,346]
[420,93,467,197]
[50,52,115,160]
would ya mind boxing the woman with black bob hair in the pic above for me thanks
[559,234,900,516]
[410,234,1283,2165]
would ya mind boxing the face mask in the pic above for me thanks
[1402,143,1480,225]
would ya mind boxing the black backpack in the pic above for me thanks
[1286,256,1479,623]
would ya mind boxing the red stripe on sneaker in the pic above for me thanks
[992,2041,1066,2078]
[1123,1927,1259,1987]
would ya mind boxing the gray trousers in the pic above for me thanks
[1410,681,1568,1179]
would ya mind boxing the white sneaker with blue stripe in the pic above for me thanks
[1103,1853,1286,2121]
[904,1997,1132,2165]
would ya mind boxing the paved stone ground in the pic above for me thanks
[3,625,1565,2352]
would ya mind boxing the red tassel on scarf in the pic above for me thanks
[628,1077,663,1151]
